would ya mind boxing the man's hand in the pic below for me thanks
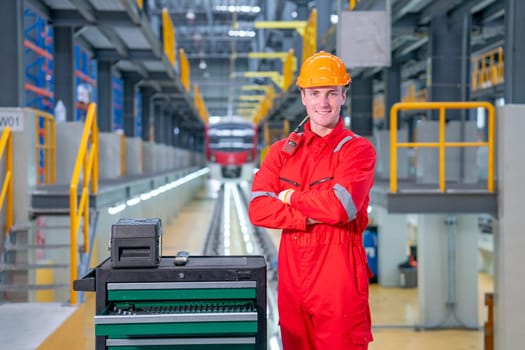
[278,189,295,204]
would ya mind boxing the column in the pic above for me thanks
[350,78,373,136]
[140,86,155,142]
[165,108,173,146]
[496,7,525,348]
[122,72,142,137]
[503,0,525,103]
[427,12,471,118]
[374,207,409,287]
[384,61,401,129]
[315,0,331,49]
[417,214,479,328]
[494,103,525,349]
[96,61,114,132]
[294,0,309,63]
[0,0,24,106]
[153,99,164,143]
[53,27,75,121]
[162,103,171,146]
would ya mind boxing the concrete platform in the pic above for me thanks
[0,302,76,350]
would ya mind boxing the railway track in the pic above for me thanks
[202,180,281,349]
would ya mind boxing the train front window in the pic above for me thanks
[208,127,255,152]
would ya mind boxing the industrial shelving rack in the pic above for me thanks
[75,45,97,121]
[24,6,54,112]
[135,90,142,136]
[113,76,123,130]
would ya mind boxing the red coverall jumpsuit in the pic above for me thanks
[249,119,376,350]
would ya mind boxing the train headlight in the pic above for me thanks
[210,155,216,162]
[247,154,252,161]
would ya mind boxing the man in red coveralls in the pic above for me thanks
[248,51,376,350]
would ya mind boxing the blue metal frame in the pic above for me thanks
[23,6,54,112]
[113,76,123,130]
[75,45,97,121]
[135,90,142,137]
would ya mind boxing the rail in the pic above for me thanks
[69,102,99,305]
[302,9,317,63]
[32,108,56,185]
[349,0,361,10]
[472,47,504,91]
[0,128,13,237]
[200,181,280,347]
[390,101,495,193]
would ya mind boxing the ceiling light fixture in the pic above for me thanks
[228,30,256,38]
[215,5,261,14]
[186,9,196,21]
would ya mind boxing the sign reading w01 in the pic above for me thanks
[0,110,24,131]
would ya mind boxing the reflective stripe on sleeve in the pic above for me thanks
[333,183,357,221]
[333,136,353,152]
[250,191,278,201]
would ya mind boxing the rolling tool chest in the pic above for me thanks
[74,255,267,350]
[75,219,267,349]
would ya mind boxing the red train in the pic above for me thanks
[205,116,258,182]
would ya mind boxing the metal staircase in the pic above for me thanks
[1,222,70,302]
[0,197,99,303]
[0,103,99,305]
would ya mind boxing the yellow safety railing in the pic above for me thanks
[472,47,504,91]
[246,49,296,92]
[302,9,317,63]
[261,123,271,161]
[402,84,428,103]
[390,101,495,193]
[162,8,176,67]
[373,95,385,120]
[416,89,428,102]
[254,20,306,35]
[260,119,290,163]
[282,48,295,91]
[32,109,56,185]
[194,84,209,125]
[69,103,99,305]
[179,48,190,92]
[243,71,283,89]
[252,86,275,125]
[0,127,13,237]
[349,0,361,10]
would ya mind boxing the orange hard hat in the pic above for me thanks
[296,51,351,88]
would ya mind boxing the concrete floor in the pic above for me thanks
[0,180,494,349]
[0,302,76,350]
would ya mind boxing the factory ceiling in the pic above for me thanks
[157,0,504,118]
[26,0,505,121]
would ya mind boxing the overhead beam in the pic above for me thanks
[248,52,289,60]
[25,0,50,18]
[254,20,307,35]
[98,25,129,57]
[242,84,272,90]
[68,0,96,23]
[239,95,265,101]
[241,71,283,89]
[50,10,135,26]
[95,48,158,61]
